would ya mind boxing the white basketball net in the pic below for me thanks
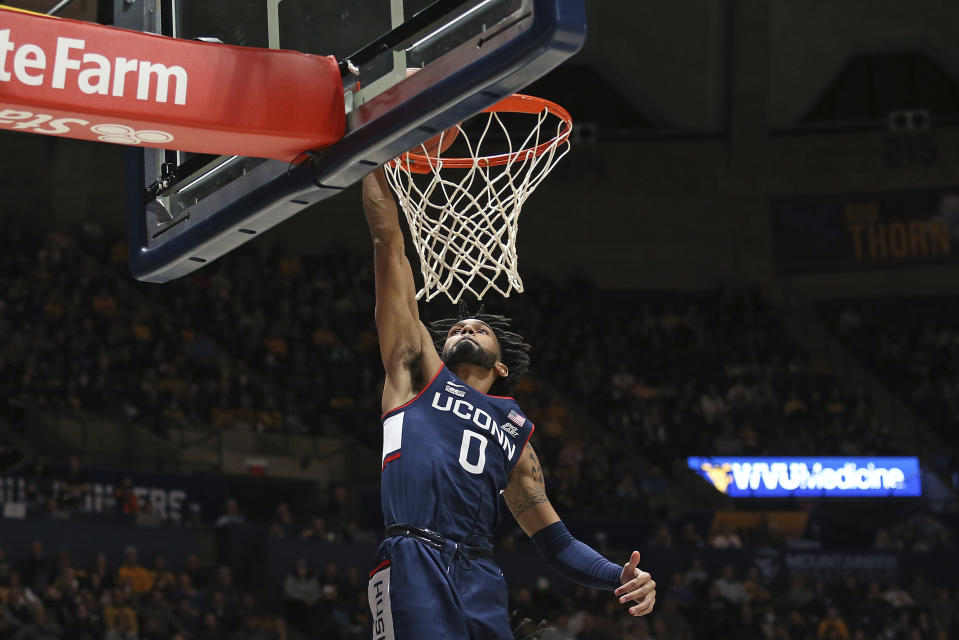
[383,105,571,303]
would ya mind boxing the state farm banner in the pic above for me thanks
[687,456,922,498]
[0,466,228,523]
[770,189,959,273]
[0,6,344,160]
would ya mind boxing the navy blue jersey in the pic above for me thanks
[379,365,535,542]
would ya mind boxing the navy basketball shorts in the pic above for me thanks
[367,536,513,640]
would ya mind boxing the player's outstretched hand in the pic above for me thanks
[614,551,656,616]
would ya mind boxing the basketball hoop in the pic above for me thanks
[384,94,572,303]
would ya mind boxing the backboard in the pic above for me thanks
[109,0,586,282]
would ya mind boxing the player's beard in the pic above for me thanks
[442,338,498,371]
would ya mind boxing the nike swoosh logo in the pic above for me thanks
[446,382,466,388]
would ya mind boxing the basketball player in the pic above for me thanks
[363,168,656,639]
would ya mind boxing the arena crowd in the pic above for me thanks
[0,220,956,638]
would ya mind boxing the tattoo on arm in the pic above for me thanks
[528,448,542,484]
[509,484,548,517]
[506,448,548,517]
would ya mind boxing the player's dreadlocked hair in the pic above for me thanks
[430,305,531,397]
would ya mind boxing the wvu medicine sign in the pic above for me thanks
[687,456,922,498]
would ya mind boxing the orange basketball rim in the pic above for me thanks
[395,94,573,174]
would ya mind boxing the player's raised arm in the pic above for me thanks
[363,169,442,412]
[504,443,657,617]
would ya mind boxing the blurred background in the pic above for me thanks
[1,1,958,639]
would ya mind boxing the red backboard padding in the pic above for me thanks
[0,7,345,161]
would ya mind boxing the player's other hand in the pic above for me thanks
[613,551,655,616]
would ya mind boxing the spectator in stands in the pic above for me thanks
[149,553,176,594]
[23,458,54,515]
[17,541,52,593]
[14,602,63,639]
[316,562,337,592]
[140,588,178,639]
[886,609,915,639]
[614,473,641,507]
[114,477,140,516]
[270,502,295,540]
[326,484,357,540]
[299,517,332,542]
[929,587,955,634]
[175,572,204,612]
[648,524,673,548]
[3,573,37,627]
[208,591,237,634]
[103,587,138,636]
[684,558,709,596]
[914,513,951,551]
[873,528,899,550]
[104,609,137,640]
[908,574,935,612]
[57,456,91,511]
[116,546,152,595]
[233,612,273,640]
[700,584,736,637]
[680,522,705,547]
[610,364,635,400]
[785,575,817,613]
[173,596,202,638]
[713,564,750,605]
[709,522,743,548]
[215,499,245,528]
[49,564,80,607]
[783,390,808,418]
[743,567,772,609]
[87,553,115,593]
[183,554,207,590]
[853,581,890,637]
[750,513,787,548]
[283,558,319,636]
[318,582,353,639]
[817,605,851,639]
[882,581,915,609]
[837,306,863,335]
[786,609,810,640]
[64,601,102,640]
[200,612,225,640]
[830,576,861,619]
[213,566,241,608]
[665,571,697,609]
[50,549,74,586]
[700,385,727,424]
